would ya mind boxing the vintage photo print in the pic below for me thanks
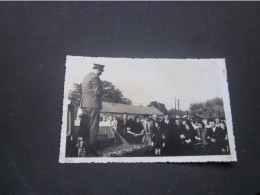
[59,56,237,163]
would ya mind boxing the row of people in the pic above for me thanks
[104,113,229,156]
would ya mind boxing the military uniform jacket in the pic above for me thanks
[80,72,103,109]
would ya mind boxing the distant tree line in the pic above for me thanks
[148,97,225,119]
[189,97,225,118]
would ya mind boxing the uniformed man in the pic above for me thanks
[78,64,104,157]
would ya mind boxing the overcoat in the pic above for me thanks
[81,72,103,109]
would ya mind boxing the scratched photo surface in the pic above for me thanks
[59,56,236,163]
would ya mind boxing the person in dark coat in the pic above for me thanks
[152,121,166,155]
[131,116,143,144]
[181,124,196,155]
[207,118,221,155]
[78,64,104,157]
[161,114,175,155]
[172,118,184,155]
[116,112,133,141]
[216,121,229,154]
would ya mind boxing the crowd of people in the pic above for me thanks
[101,113,230,156]
[74,64,229,157]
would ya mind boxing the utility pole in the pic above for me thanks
[174,97,176,112]
[178,99,180,111]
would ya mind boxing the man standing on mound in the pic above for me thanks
[78,63,104,157]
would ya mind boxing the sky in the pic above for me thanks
[64,56,226,110]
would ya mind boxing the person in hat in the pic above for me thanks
[78,63,105,157]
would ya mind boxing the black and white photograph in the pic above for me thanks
[59,56,236,163]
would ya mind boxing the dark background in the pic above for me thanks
[0,2,259,194]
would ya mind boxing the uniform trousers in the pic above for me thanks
[78,107,100,146]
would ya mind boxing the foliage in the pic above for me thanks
[147,101,168,114]
[189,97,225,118]
[69,83,82,109]
[101,81,132,105]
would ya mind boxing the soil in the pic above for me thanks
[99,142,154,157]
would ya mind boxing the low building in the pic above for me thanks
[100,102,164,119]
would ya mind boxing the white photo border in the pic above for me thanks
[59,57,237,163]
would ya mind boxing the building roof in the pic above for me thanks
[101,102,164,116]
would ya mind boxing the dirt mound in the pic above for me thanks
[100,143,152,157]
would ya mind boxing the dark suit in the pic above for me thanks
[161,119,174,139]
[161,119,175,154]
[78,72,103,146]
[207,127,220,140]
[207,127,221,154]
[182,128,196,155]
[116,118,133,140]
[131,121,143,144]
[216,128,229,154]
